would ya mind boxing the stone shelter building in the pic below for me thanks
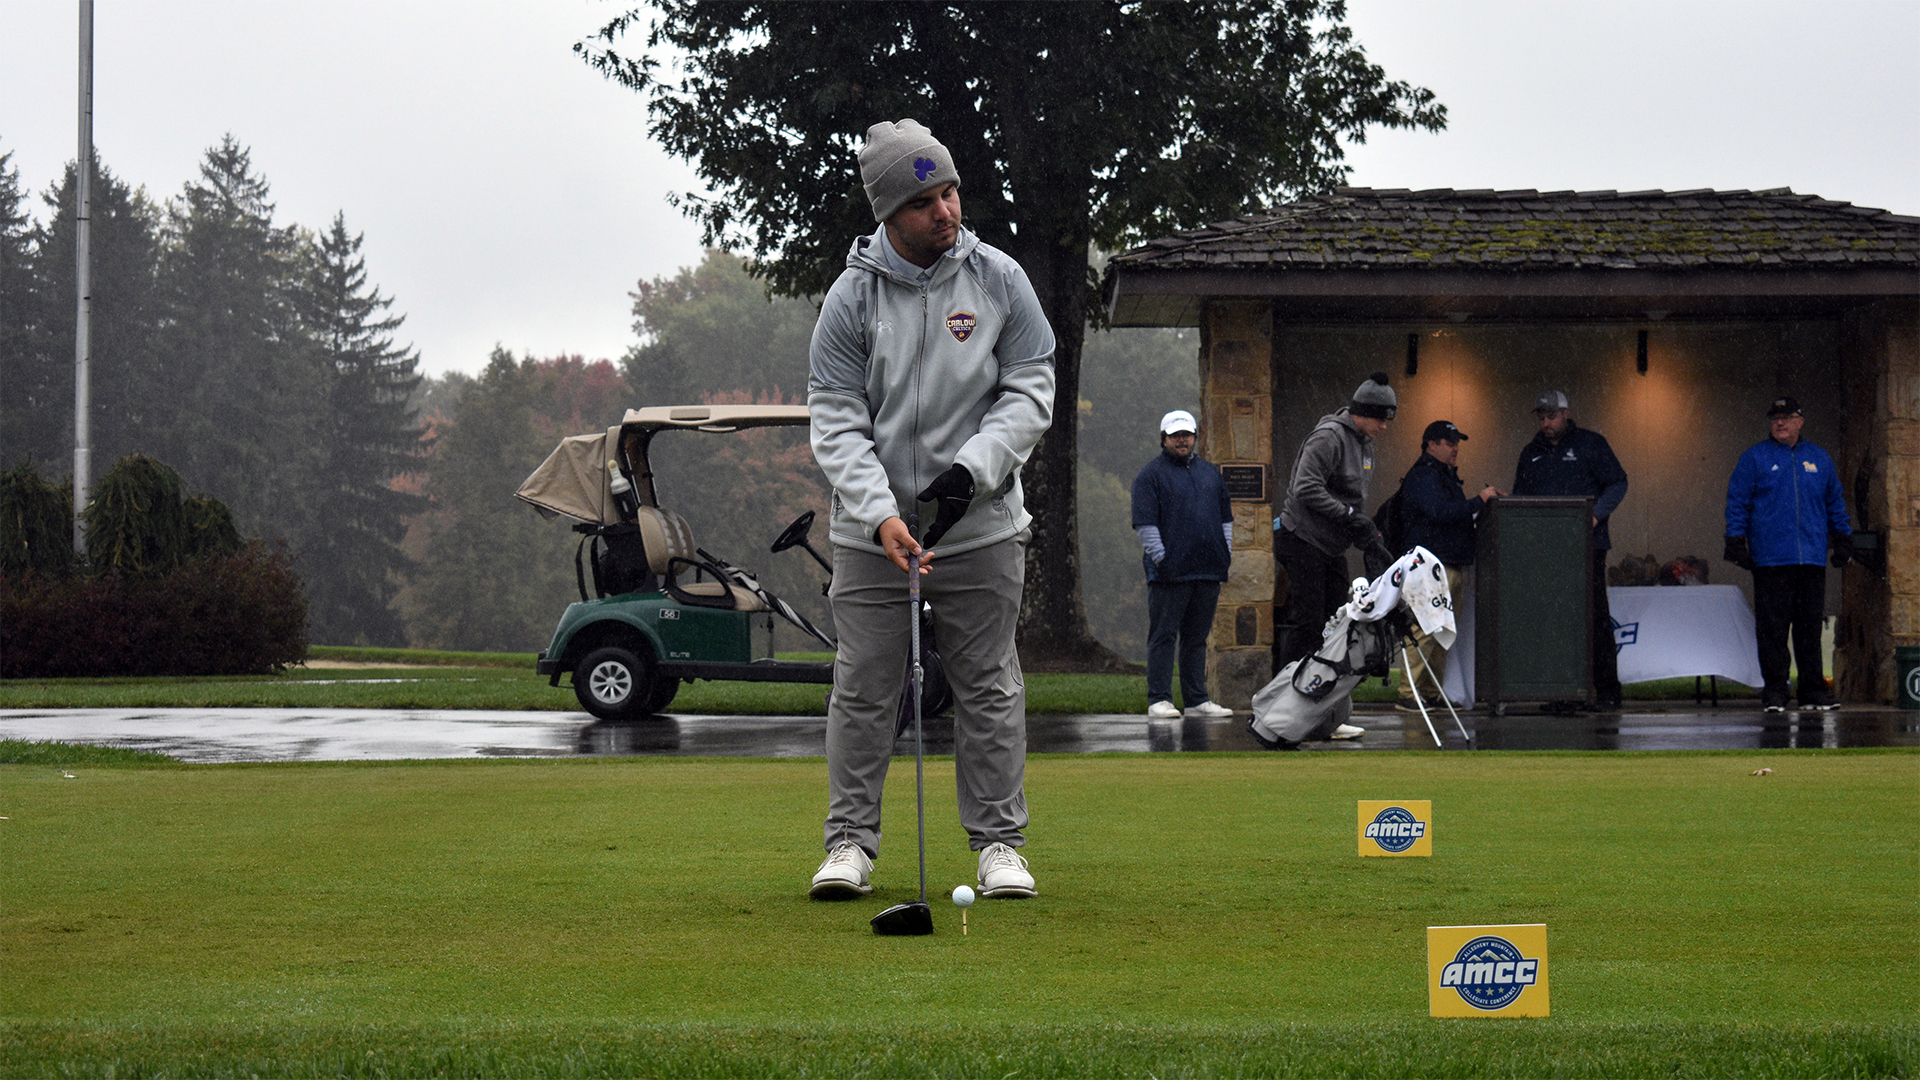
[1106,187,1919,706]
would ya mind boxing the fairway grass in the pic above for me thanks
[2,751,1914,1077]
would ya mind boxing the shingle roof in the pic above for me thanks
[1112,187,1920,271]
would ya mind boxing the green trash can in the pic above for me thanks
[1898,645,1920,710]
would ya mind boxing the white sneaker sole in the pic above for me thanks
[979,882,1037,899]
[808,878,873,900]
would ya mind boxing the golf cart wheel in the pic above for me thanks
[644,675,681,714]
[574,646,651,720]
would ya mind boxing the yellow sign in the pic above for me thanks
[1358,800,1432,857]
[1427,924,1549,1017]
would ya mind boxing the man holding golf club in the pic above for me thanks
[806,119,1056,908]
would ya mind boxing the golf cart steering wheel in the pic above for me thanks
[770,510,815,554]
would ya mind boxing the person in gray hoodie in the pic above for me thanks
[1265,373,1397,743]
[805,119,1056,903]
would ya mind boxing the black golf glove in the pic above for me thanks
[1723,535,1755,570]
[916,463,975,548]
[1362,537,1394,581]
[1344,511,1380,547]
[1829,531,1855,568]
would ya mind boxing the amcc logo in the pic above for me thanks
[1364,805,1426,853]
[1440,935,1540,1010]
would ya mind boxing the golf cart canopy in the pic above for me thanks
[515,403,811,526]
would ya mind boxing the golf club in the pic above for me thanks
[872,513,933,936]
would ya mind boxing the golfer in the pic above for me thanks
[1270,371,1399,741]
[1132,409,1235,720]
[1723,396,1853,712]
[805,119,1055,902]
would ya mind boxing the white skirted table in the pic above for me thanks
[1605,585,1763,688]
[1439,581,1764,705]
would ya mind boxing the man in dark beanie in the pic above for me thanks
[1724,396,1852,712]
[1266,371,1398,743]
[807,118,1056,902]
[1512,390,1630,710]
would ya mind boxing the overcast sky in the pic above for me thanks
[3,0,1916,378]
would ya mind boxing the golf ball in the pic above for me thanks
[951,885,976,907]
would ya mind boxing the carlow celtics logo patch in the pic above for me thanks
[946,311,977,342]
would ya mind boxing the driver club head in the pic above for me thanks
[870,901,934,936]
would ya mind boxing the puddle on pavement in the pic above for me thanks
[1,707,1914,763]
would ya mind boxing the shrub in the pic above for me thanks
[1,541,308,677]
[0,461,77,579]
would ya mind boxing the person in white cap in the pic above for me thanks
[1130,409,1235,720]
[806,119,1056,903]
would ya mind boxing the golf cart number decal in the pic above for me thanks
[1441,936,1539,1010]
[658,608,680,620]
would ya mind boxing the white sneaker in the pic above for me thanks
[808,841,873,899]
[1185,700,1234,718]
[1146,700,1181,719]
[1329,723,1366,740]
[977,842,1037,898]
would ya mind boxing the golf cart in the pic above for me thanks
[516,403,948,721]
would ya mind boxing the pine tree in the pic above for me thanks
[0,147,57,470]
[19,155,165,473]
[151,136,322,542]
[297,213,426,645]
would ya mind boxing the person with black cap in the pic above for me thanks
[1724,396,1853,712]
[807,118,1056,902]
[1511,390,1630,709]
[1395,420,1502,710]
[1132,409,1235,720]
[1266,372,1398,743]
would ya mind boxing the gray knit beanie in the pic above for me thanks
[858,119,960,222]
[1350,371,1397,420]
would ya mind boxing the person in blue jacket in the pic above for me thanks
[1131,409,1234,720]
[1512,390,1630,709]
[1398,420,1502,708]
[1724,396,1854,712]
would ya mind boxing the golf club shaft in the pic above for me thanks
[909,518,926,907]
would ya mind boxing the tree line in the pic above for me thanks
[2,136,422,647]
[1,129,1199,663]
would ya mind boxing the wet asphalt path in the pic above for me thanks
[2,704,1914,763]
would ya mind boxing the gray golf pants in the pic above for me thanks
[823,531,1029,860]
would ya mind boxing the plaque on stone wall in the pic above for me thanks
[1221,464,1267,501]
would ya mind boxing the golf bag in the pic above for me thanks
[1251,546,1456,744]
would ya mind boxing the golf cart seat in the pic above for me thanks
[636,507,769,612]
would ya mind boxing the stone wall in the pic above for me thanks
[1837,298,1920,702]
[1199,300,1275,707]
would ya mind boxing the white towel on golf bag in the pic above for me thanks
[1250,547,1454,744]
[1350,546,1456,649]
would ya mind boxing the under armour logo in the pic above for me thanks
[913,157,937,181]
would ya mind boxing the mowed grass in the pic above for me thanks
[2,750,1914,1076]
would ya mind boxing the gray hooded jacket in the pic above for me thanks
[808,224,1056,556]
[1278,409,1376,558]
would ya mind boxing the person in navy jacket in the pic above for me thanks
[1131,410,1234,720]
[1512,390,1630,709]
[1398,420,1502,708]
[1724,396,1854,712]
